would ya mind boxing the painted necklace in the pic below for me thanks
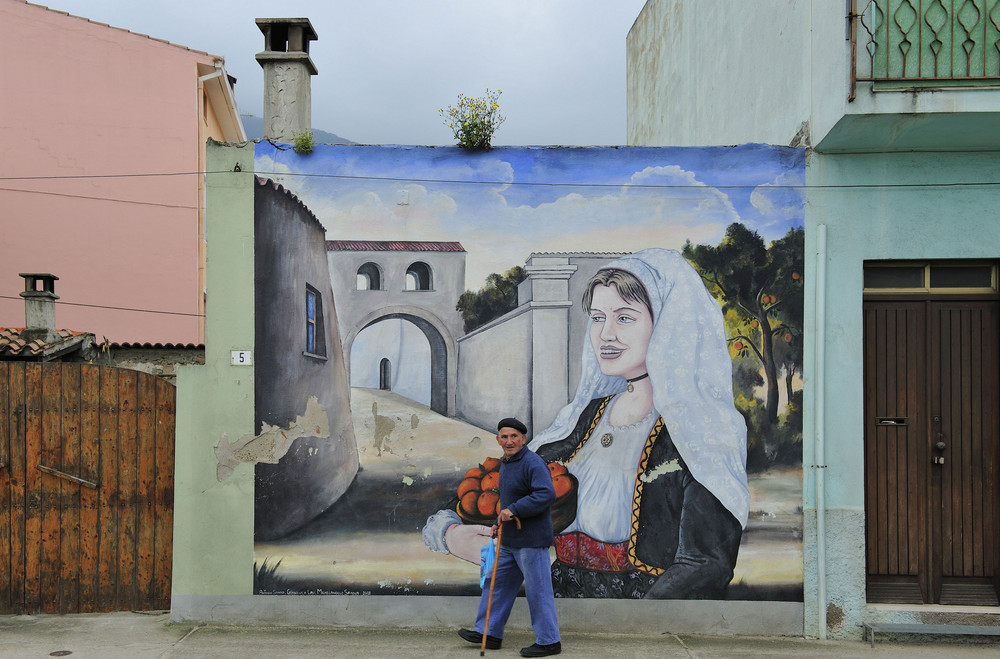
[601,375,651,447]
[626,372,649,393]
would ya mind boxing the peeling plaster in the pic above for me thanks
[214,396,331,482]
[640,458,682,483]
[372,401,395,456]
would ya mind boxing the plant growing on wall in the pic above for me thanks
[293,130,314,155]
[439,89,506,149]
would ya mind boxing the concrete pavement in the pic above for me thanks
[2,611,1000,658]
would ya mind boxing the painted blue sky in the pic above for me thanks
[255,143,804,289]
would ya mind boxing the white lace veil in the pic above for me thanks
[528,248,750,528]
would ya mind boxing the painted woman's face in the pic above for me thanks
[588,283,654,380]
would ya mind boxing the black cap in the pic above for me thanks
[497,417,527,435]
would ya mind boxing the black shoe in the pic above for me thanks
[520,641,561,657]
[458,628,502,650]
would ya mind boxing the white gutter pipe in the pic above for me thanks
[814,224,828,640]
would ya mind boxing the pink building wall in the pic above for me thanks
[0,0,241,345]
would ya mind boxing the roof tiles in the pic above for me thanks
[326,240,466,252]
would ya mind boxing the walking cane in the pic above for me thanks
[481,516,521,656]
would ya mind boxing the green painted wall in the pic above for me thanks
[171,141,256,598]
[802,148,1000,637]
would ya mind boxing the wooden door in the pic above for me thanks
[929,301,999,604]
[864,300,1000,605]
[0,362,174,614]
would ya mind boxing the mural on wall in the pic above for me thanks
[251,142,805,601]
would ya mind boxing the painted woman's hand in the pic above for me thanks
[444,523,492,564]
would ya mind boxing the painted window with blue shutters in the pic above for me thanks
[305,284,326,357]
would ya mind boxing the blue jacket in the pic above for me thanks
[499,446,556,548]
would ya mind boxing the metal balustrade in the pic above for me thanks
[851,0,1000,99]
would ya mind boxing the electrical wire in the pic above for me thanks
[2,169,1000,190]
[0,186,198,210]
[0,295,203,318]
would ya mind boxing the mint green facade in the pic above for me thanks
[629,0,1000,640]
[172,141,256,602]
[802,147,1000,637]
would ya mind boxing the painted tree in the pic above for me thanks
[456,265,527,333]
[683,223,804,426]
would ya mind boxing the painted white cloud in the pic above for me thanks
[270,152,750,291]
[750,169,805,229]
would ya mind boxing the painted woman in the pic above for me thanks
[529,248,749,599]
[425,248,748,599]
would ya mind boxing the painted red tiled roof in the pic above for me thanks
[0,327,91,358]
[326,240,466,252]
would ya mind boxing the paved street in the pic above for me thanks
[2,611,1000,658]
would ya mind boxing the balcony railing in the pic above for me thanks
[851,0,1000,99]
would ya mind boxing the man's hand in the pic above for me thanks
[498,507,515,523]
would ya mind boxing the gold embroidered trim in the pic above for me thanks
[565,396,611,462]
[627,416,665,576]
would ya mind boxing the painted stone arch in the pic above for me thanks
[343,305,456,416]
[356,262,382,290]
[405,261,432,291]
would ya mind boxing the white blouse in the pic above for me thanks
[562,398,657,543]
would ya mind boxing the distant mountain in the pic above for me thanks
[240,115,355,145]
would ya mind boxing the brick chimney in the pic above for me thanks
[255,17,318,142]
[19,273,60,344]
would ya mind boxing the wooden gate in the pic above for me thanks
[864,299,1000,605]
[0,362,174,613]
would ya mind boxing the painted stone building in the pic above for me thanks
[251,178,358,541]
[628,0,1000,639]
[327,240,466,415]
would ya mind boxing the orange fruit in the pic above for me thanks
[547,462,567,478]
[464,466,483,479]
[482,457,501,472]
[553,474,573,499]
[477,490,500,518]
[460,490,480,517]
[480,471,499,491]
[457,477,481,498]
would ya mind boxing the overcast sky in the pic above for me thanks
[40,0,650,146]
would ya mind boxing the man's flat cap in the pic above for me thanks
[497,417,527,434]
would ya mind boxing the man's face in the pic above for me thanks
[496,427,527,458]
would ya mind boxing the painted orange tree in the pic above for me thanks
[684,223,804,470]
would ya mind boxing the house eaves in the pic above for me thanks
[199,62,247,143]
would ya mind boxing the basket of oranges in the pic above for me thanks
[455,457,578,533]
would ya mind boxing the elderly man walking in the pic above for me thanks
[458,417,562,657]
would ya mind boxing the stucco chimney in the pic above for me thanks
[255,18,318,142]
[19,273,60,344]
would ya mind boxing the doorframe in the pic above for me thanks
[862,260,1000,605]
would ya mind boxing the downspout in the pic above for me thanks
[814,224,828,640]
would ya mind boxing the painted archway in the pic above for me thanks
[343,305,456,416]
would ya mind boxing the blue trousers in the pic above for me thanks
[475,545,560,645]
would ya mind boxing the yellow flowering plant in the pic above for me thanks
[439,89,506,149]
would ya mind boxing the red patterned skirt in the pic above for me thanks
[554,531,632,572]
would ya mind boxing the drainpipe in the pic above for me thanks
[814,224,828,640]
